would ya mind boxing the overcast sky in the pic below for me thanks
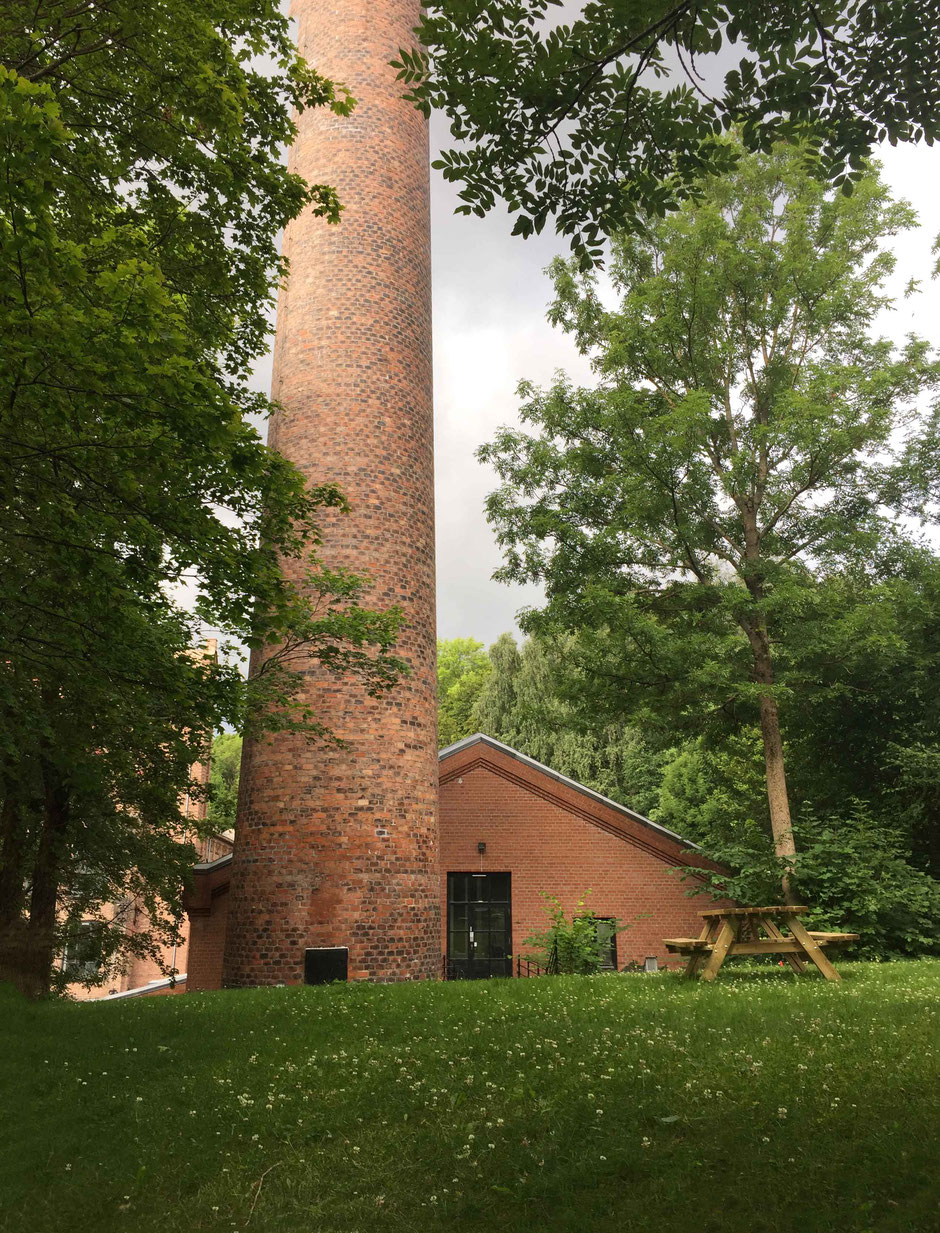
[252,16,940,651]
[433,133,940,645]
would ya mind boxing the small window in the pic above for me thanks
[594,918,618,971]
[573,915,619,971]
[63,922,102,982]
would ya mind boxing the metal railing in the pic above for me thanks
[515,942,559,977]
[441,945,559,980]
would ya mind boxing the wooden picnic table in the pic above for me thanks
[664,906,859,982]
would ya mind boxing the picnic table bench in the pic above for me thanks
[664,905,859,982]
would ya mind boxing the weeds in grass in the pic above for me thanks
[1,962,937,1233]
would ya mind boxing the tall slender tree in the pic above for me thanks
[480,141,936,895]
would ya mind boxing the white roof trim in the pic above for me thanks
[93,974,187,1001]
[439,732,698,851]
[193,851,234,873]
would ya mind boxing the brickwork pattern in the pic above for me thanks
[188,887,230,993]
[439,744,720,970]
[223,0,439,985]
[191,741,723,991]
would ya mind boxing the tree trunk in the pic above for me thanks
[0,791,27,927]
[9,757,72,998]
[759,693,797,875]
[750,630,798,903]
[741,505,797,903]
[0,790,33,994]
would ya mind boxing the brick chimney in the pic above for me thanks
[222,0,438,985]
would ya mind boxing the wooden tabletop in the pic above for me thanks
[699,905,808,918]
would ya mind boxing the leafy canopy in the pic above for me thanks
[437,638,493,747]
[479,139,938,885]
[403,1,940,265]
[483,142,930,712]
[0,3,404,996]
[470,633,666,816]
[207,733,244,835]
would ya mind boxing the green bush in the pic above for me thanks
[522,892,626,974]
[684,804,940,959]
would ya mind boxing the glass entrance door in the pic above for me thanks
[447,872,512,979]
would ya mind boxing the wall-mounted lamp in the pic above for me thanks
[477,841,487,856]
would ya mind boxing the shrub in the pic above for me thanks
[522,892,627,974]
[683,803,940,959]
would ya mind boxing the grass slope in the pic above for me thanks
[1,963,938,1233]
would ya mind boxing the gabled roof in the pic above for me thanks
[439,732,698,853]
[189,734,702,889]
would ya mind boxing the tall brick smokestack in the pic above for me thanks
[222,0,439,985]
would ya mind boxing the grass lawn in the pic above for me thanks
[1,962,938,1233]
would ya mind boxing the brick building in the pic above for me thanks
[64,640,231,1000]
[183,734,714,989]
[65,828,233,1001]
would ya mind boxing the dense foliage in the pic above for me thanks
[0,3,406,997]
[443,623,940,956]
[468,634,665,815]
[437,638,492,747]
[206,733,243,835]
[680,804,940,960]
[479,142,937,898]
[404,1,940,266]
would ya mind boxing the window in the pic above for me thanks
[594,918,618,971]
[572,915,619,971]
[62,922,102,982]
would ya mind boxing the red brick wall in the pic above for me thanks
[223,0,439,986]
[187,887,229,993]
[189,741,722,990]
[439,743,715,970]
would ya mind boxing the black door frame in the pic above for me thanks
[446,872,513,979]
